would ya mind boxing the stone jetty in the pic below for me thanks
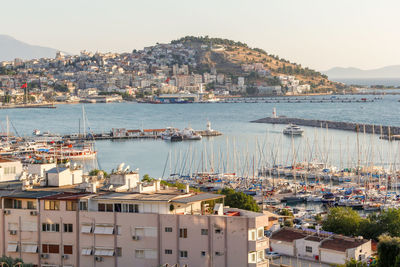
[251,116,400,135]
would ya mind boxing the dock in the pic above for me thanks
[0,103,56,109]
[61,128,222,141]
[251,116,400,136]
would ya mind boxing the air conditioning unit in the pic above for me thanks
[62,254,69,259]
[132,235,141,241]
[3,210,10,215]
[9,230,17,235]
[215,251,224,256]
[41,253,49,259]
[95,256,103,262]
[30,211,38,216]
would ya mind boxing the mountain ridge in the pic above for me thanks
[323,65,400,79]
[0,34,62,61]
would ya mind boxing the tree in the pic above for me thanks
[336,258,369,267]
[279,209,293,217]
[284,219,293,227]
[88,169,108,178]
[219,188,260,212]
[377,234,400,267]
[322,207,362,236]
[142,174,155,183]
[0,256,33,267]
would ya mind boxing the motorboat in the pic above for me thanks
[283,124,304,136]
[179,127,202,140]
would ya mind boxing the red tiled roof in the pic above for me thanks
[127,129,141,133]
[320,236,369,252]
[0,158,17,163]
[143,129,165,132]
[270,227,307,242]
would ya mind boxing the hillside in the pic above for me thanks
[0,34,61,61]
[172,36,340,92]
[324,65,400,79]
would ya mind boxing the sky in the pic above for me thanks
[1,0,400,71]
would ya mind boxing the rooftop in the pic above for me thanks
[4,190,60,199]
[320,236,369,252]
[270,227,308,242]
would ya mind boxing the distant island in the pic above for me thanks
[323,65,400,79]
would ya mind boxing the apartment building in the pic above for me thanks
[0,180,269,267]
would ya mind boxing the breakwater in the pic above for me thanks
[251,116,400,135]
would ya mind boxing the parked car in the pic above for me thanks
[266,251,280,259]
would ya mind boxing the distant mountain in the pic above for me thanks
[0,34,62,61]
[323,65,400,79]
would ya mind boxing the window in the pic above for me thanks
[179,250,188,258]
[165,227,173,233]
[4,166,16,175]
[179,228,187,238]
[215,251,224,256]
[81,248,92,255]
[63,245,73,255]
[135,250,144,259]
[12,200,22,209]
[42,244,59,254]
[94,225,114,234]
[81,224,92,233]
[248,252,256,263]
[116,247,122,257]
[106,204,113,212]
[27,201,36,210]
[99,203,113,212]
[201,229,208,235]
[165,249,172,255]
[122,203,139,213]
[44,200,60,210]
[306,246,312,253]
[98,203,105,212]
[257,250,265,262]
[114,203,122,212]
[201,251,206,257]
[215,228,222,234]
[66,201,77,211]
[79,201,88,211]
[42,223,60,232]
[248,229,256,241]
[64,224,73,233]
[257,227,264,239]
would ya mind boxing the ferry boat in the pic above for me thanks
[283,124,304,136]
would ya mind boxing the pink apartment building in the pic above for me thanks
[0,181,270,267]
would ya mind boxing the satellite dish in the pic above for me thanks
[117,163,125,172]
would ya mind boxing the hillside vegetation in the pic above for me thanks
[173,36,341,92]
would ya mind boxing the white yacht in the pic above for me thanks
[179,127,202,140]
[283,124,304,136]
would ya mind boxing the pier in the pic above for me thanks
[0,103,56,109]
[251,116,400,136]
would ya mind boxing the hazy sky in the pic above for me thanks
[2,0,400,70]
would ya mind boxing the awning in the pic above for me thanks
[81,225,92,233]
[94,248,115,256]
[21,244,38,253]
[94,225,114,235]
[7,244,18,252]
[81,248,92,255]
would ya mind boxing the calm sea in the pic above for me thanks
[1,94,400,178]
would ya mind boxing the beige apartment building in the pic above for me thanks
[0,181,270,267]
